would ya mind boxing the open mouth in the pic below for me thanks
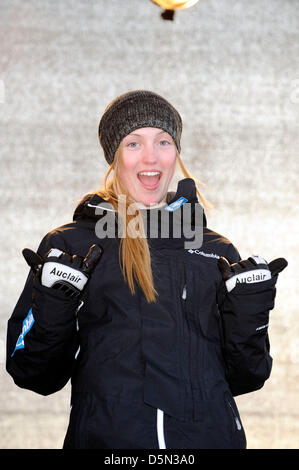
[137,171,162,190]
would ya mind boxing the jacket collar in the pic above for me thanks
[73,178,207,228]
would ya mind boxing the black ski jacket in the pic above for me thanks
[6,178,276,449]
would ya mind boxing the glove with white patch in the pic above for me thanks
[22,245,103,299]
[218,255,287,293]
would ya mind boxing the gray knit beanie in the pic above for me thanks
[98,90,182,165]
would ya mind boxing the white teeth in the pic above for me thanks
[138,171,161,176]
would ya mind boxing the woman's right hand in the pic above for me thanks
[22,244,103,299]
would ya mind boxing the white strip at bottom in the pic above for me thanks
[157,408,166,449]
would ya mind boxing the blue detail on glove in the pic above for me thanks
[11,308,35,357]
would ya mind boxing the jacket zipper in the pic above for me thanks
[157,408,166,449]
[155,271,188,449]
[181,266,196,423]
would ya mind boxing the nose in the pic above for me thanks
[141,142,158,165]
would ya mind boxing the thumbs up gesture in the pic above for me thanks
[217,255,287,293]
[22,244,103,299]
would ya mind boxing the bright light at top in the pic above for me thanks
[152,0,200,10]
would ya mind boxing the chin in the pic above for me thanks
[132,189,166,208]
[141,200,156,207]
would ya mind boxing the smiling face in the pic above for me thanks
[116,127,177,207]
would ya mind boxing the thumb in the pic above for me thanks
[82,244,103,275]
[268,257,288,276]
[22,248,44,277]
[22,248,44,269]
[217,256,232,281]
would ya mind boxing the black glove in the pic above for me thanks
[218,255,287,293]
[22,244,103,299]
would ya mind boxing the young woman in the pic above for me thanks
[6,90,287,449]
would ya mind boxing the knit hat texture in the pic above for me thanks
[98,90,182,164]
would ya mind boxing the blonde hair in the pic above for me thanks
[96,149,213,303]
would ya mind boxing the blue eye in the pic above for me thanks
[160,140,170,146]
[127,142,138,148]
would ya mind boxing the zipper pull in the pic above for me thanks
[227,400,242,431]
[182,284,187,300]
[235,416,242,431]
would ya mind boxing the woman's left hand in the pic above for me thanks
[217,255,288,293]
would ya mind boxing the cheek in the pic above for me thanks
[162,152,177,174]
[118,153,138,180]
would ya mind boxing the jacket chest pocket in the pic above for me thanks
[180,263,219,340]
[178,263,226,408]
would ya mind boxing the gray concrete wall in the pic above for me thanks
[0,0,298,449]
